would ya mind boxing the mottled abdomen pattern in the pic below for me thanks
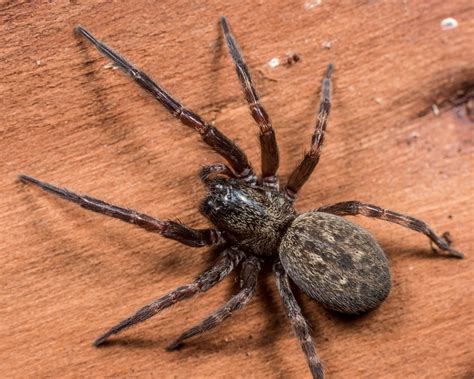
[279,212,391,314]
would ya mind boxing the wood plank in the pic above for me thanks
[1,1,472,378]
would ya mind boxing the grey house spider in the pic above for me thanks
[20,17,463,379]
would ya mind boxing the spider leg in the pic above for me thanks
[94,248,244,346]
[75,26,256,183]
[220,17,279,188]
[285,64,333,201]
[166,255,261,350]
[274,262,323,379]
[19,175,224,247]
[317,201,464,258]
[199,163,236,184]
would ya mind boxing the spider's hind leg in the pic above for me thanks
[317,201,464,258]
[166,256,261,350]
[274,262,323,379]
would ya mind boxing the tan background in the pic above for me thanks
[1,1,473,378]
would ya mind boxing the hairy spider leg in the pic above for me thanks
[274,263,323,379]
[220,17,279,188]
[94,248,244,346]
[286,64,333,201]
[75,26,256,183]
[318,201,464,258]
[166,256,261,350]
[19,175,223,247]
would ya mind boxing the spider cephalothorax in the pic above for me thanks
[201,176,296,255]
[20,17,463,379]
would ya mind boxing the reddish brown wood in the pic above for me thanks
[1,1,473,378]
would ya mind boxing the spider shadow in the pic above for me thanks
[74,32,181,193]
[147,243,222,280]
[75,36,128,143]
[253,264,286,345]
[97,337,163,350]
[393,245,462,261]
[16,177,191,289]
[291,280,374,341]
[208,20,225,108]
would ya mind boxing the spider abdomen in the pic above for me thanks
[279,212,391,314]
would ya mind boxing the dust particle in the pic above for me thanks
[406,131,419,145]
[305,0,322,10]
[268,57,280,69]
[321,41,332,49]
[373,97,384,105]
[440,18,458,30]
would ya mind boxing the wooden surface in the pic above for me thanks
[1,1,473,378]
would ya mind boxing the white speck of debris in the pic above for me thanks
[407,131,419,142]
[321,41,332,49]
[441,17,458,30]
[268,57,280,69]
[304,0,322,10]
[104,62,118,70]
[431,104,440,116]
[373,97,384,105]
[36,60,42,66]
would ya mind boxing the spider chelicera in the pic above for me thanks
[20,17,463,379]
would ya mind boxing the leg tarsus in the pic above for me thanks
[166,256,261,350]
[274,262,324,379]
[19,175,223,247]
[441,231,453,245]
[94,248,244,346]
[318,200,464,259]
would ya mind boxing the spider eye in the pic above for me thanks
[209,181,228,196]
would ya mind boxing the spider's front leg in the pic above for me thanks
[221,17,279,188]
[19,175,224,247]
[318,201,464,258]
[285,64,333,201]
[75,26,256,184]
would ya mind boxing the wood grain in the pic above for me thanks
[1,1,473,378]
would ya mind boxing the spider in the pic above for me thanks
[19,17,464,379]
